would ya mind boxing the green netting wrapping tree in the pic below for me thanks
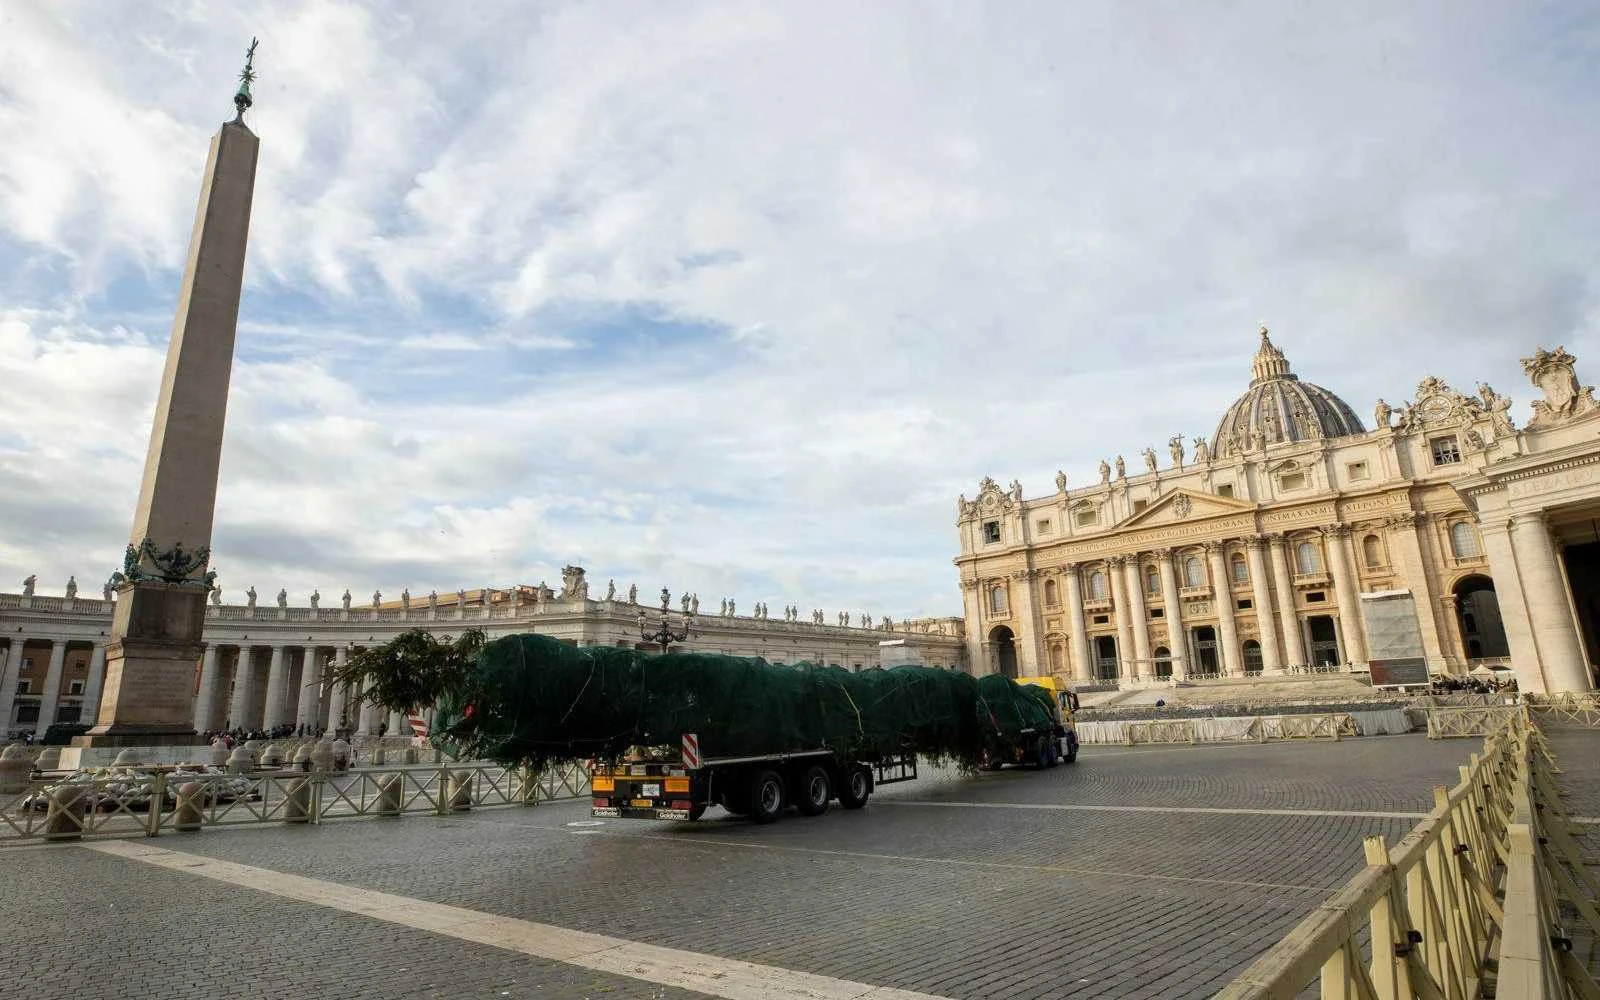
[339,630,1057,771]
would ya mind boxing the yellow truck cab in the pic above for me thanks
[988,675,1080,767]
[1015,675,1080,720]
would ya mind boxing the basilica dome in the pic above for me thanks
[1211,328,1365,457]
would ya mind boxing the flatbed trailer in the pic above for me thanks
[590,738,919,824]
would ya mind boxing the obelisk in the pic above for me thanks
[79,42,261,746]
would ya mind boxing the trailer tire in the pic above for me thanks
[748,770,785,824]
[1032,736,1051,770]
[1064,743,1078,764]
[837,766,871,809]
[794,765,830,817]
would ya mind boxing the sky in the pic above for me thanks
[1,2,1597,620]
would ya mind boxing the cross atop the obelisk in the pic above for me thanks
[79,41,262,747]
[232,37,259,122]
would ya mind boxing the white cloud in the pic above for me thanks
[1,1,1598,618]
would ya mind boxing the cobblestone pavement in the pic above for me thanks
[7,735,1483,1000]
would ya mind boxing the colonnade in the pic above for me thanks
[1039,530,1370,683]
[197,642,406,736]
[0,636,107,735]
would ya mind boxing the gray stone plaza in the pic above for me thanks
[3,733,1550,1000]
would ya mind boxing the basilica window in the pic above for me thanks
[1362,534,1385,569]
[1449,521,1482,559]
[1430,436,1462,466]
[989,586,1008,614]
[1347,460,1370,482]
[1217,483,1235,498]
[1087,570,1108,600]
[1279,471,1307,491]
[1295,541,1321,575]
[1182,556,1205,588]
[1036,518,1053,535]
[1075,507,1100,528]
[1043,578,1059,607]
[1133,499,1149,514]
[1230,553,1249,583]
[1144,565,1160,595]
[982,520,1001,544]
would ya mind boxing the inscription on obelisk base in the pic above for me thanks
[78,45,261,747]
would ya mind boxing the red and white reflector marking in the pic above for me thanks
[407,713,429,738]
[681,732,701,770]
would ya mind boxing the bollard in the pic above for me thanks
[371,745,387,766]
[375,772,404,816]
[293,744,314,773]
[208,740,229,768]
[331,739,351,773]
[310,738,334,774]
[173,781,205,832]
[0,744,31,794]
[44,783,90,840]
[110,748,143,769]
[35,746,62,771]
[448,770,474,812]
[403,746,419,765]
[226,745,255,774]
[259,743,283,769]
[284,774,313,824]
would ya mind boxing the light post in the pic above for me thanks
[639,587,696,654]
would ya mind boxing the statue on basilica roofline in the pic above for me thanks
[1168,436,1184,469]
[1192,436,1210,465]
[1055,469,1068,493]
[1141,447,1158,474]
[1009,480,1023,502]
[1114,455,1126,479]
[1373,399,1392,430]
[1098,460,1111,485]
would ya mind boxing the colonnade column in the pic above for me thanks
[1510,512,1592,692]
[1268,536,1308,668]
[1325,526,1368,665]
[1206,544,1243,676]
[261,645,287,730]
[228,646,255,731]
[81,643,107,728]
[0,638,24,737]
[1062,564,1091,683]
[192,644,221,733]
[388,709,405,739]
[1120,557,1152,680]
[326,647,349,732]
[1109,557,1136,682]
[36,641,67,730]
[297,649,324,732]
[358,677,382,735]
[1244,539,1283,673]
[1155,549,1186,679]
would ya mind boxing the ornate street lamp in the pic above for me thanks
[639,587,696,654]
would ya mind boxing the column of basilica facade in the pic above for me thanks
[957,329,1600,696]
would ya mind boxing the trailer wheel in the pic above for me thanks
[794,765,830,817]
[837,766,871,809]
[1032,736,1051,770]
[1064,741,1078,764]
[748,769,785,824]
[1045,739,1060,768]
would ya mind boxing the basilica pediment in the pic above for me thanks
[1114,488,1255,529]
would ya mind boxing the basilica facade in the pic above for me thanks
[955,329,1600,696]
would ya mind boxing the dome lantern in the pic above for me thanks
[1211,326,1365,457]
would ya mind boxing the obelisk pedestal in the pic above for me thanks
[78,66,260,747]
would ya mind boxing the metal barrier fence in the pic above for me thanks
[1527,692,1600,728]
[1214,710,1600,999]
[0,761,590,843]
[1079,712,1369,746]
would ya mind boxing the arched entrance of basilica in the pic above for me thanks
[1191,625,1219,674]
[1093,635,1118,681]
[1453,575,1509,660]
[989,625,1018,678]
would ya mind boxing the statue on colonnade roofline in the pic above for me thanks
[246,586,257,608]
[628,582,638,603]
[681,591,690,612]
[728,598,736,615]
[372,590,381,608]
[719,597,728,616]
[21,574,35,596]
[104,578,115,601]
[428,590,438,610]
[606,579,616,601]
[277,588,287,608]
[310,589,320,609]
[341,589,351,610]
[210,586,221,606]
[401,589,411,610]
[691,593,700,614]
[65,576,77,600]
